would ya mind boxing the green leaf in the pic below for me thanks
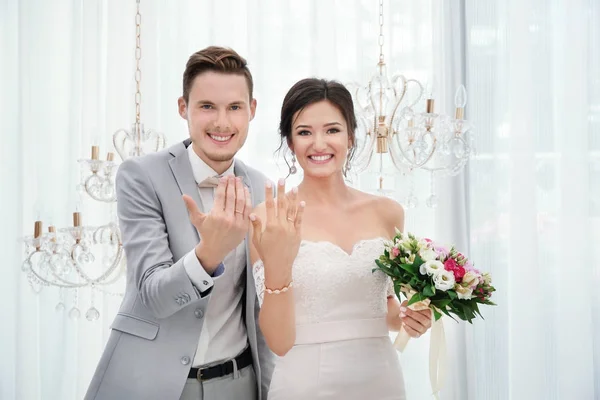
[439,307,458,322]
[431,299,451,309]
[432,308,442,321]
[407,292,427,306]
[413,254,424,268]
[447,290,458,300]
[399,262,419,275]
[423,285,435,297]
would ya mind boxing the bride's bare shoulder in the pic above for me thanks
[352,189,405,233]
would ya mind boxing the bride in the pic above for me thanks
[249,78,432,399]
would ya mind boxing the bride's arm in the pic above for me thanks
[250,203,296,357]
[379,197,406,332]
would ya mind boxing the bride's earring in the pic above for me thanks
[343,158,351,176]
[289,153,297,175]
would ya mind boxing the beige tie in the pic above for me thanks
[197,176,220,188]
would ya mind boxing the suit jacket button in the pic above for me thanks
[202,280,209,286]
[181,356,190,365]
[194,309,204,319]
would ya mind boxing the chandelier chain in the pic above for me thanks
[135,0,142,124]
[378,0,384,64]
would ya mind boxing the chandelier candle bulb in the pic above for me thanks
[34,221,42,250]
[91,146,99,161]
[454,85,467,120]
[48,226,56,242]
[106,152,114,161]
[426,99,435,114]
[455,107,464,120]
[73,212,81,227]
[34,221,42,238]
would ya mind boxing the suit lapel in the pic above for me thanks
[233,159,252,193]
[168,140,201,241]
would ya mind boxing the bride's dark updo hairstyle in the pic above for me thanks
[277,78,358,176]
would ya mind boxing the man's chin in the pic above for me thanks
[205,150,238,163]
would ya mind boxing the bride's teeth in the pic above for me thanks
[210,134,232,142]
[310,155,332,161]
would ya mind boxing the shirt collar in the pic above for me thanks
[187,143,235,184]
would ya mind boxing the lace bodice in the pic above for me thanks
[252,237,394,326]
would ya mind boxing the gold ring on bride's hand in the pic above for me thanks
[287,217,294,222]
[235,210,244,214]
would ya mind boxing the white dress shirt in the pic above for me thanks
[183,144,248,367]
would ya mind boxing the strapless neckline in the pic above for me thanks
[299,237,387,257]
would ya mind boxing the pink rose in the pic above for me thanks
[444,258,465,282]
[454,266,466,281]
[390,247,400,260]
[444,258,458,271]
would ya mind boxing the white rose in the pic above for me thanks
[482,272,492,285]
[419,248,438,262]
[456,284,473,300]
[420,260,444,276]
[433,269,455,291]
[462,271,479,289]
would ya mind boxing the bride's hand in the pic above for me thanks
[399,300,433,338]
[250,179,305,285]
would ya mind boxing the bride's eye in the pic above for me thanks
[297,130,311,136]
[327,128,340,134]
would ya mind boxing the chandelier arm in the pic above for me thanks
[392,129,438,169]
[70,242,124,285]
[26,250,88,288]
[84,173,117,203]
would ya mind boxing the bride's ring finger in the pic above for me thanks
[286,187,298,223]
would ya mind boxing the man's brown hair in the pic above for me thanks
[182,46,254,102]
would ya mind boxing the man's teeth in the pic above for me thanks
[310,155,332,161]
[209,134,232,142]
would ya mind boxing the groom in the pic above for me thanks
[85,46,274,400]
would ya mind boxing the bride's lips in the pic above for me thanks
[307,154,334,164]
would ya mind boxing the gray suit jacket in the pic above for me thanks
[85,139,274,400]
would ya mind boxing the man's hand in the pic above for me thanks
[183,175,251,273]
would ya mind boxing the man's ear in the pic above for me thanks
[177,97,188,120]
[249,98,257,121]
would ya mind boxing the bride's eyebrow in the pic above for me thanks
[294,122,342,130]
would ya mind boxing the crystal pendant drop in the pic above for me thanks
[55,302,65,312]
[426,194,438,208]
[68,307,81,320]
[406,194,419,209]
[85,307,100,321]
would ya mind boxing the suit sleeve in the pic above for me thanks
[116,159,220,319]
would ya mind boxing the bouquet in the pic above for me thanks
[374,229,496,398]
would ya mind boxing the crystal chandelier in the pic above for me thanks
[78,0,166,203]
[21,0,165,320]
[347,0,474,208]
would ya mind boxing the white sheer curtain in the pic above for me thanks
[460,0,600,399]
[0,1,438,399]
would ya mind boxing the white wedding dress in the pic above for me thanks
[253,237,406,400]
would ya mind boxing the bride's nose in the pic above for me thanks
[312,132,327,151]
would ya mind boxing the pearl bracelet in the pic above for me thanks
[265,281,294,295]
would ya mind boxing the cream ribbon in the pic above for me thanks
[393,288,446,399]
